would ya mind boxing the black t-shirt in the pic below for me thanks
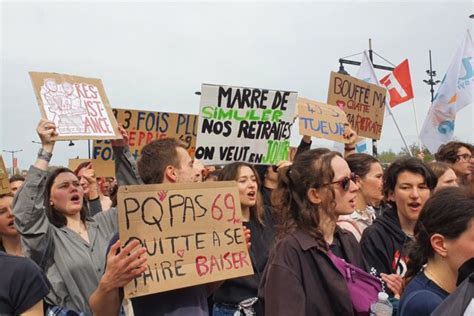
[0,251,50,315]
[212,206,277,313]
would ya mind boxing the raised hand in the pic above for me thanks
[101,239,148,290]
[111,124,129,147]
[36,118,57,152]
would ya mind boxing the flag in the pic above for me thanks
[356,141,368,153]
[380,59,414,107]
[332,138,368,154]
[357,50,393,118]
[420,31,474,153]
[357,50,379,85]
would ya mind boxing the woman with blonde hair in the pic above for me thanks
[428,161,458,192]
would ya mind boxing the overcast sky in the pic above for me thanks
[1,0,473,170]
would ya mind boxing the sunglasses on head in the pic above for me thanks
[323,172,358,191]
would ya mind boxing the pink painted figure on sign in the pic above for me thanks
[40,79,88,134]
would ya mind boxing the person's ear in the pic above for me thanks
[164,165,177,182]
[430,233,448,257]
[307,188,322,205]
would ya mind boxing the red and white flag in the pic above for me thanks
[380,59,414,107]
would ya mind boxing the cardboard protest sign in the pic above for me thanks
[0,156,10,195]
[297,97,349,143]
[29,72,121,141]
[327,72,386,140]
[68,159,115,178]
[93,109,197,162]
[195,84,297,165]
[118,181,253,298]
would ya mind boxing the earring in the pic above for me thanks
[50,201,54,206]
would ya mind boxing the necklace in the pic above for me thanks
[70,223,87,235]
[424,268,450,293]
[354,208,366,216]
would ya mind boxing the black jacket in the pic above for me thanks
[213,206,277,314]
[360,205,411,277]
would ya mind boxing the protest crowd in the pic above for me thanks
[1,33,474,316]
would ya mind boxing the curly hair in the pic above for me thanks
[435,141,472,164]
[271,149,339,250]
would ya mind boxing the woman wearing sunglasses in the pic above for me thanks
[259,150,365,315]
[338,153,384,241]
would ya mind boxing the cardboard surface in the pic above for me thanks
[0,156,10,195]
[29,72,121,141]
[68,159,115,178]
[297,97,349,143]
[93,109,197,161]
[327,72,386,140]
[195,84,297,165]
[118,181,254,298]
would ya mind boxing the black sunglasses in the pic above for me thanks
[323,172,358,191]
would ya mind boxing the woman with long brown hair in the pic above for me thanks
[259,149,367,315]
[212,162,276,315]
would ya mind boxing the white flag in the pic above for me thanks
[357,50,393,118]
[357,51,379,84]
[420,31,474,153]
[352,51,383,153]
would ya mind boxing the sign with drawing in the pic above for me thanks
[29,72,121,141]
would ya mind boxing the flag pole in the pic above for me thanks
[411,98,422,151]
[386,105,413,156]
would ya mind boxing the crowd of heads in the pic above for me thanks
[1,126,473,315]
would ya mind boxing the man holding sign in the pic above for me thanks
[90,128,251,316]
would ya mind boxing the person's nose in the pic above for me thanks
[409,187,420,199]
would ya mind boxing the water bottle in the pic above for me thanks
[369,292,393,316]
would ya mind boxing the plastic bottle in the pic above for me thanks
[369,292,393,316]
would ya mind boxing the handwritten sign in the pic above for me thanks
[327,72,386,140]
[68,159,115,178]
[297,97,349,143]
[93,109,198,161]
[118,181,254,298]
[0,156,10,195]
[195,84,297,165]
[29,72,121,141]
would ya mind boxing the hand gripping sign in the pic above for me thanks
[117,181,254,298]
